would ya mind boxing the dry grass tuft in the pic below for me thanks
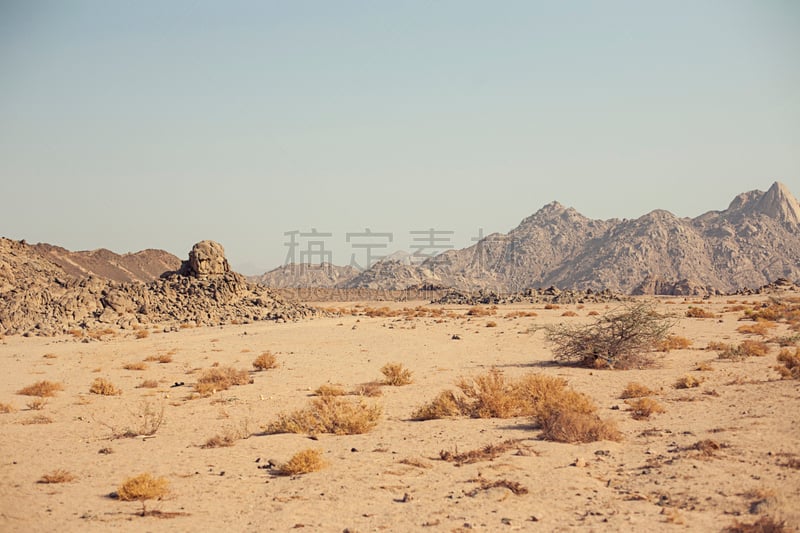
[722,516,788,533]
[398,457,433,469]
[716,340,770,360]
[267,396,382,435]
[675,374,703,389]
[252,351,278,371]
[352,382,383,397]
[313,384,348,397]
[561,310,578,317]
[90,378,121,395]
[123,362,148,371]
[658,335,693,351]
[276,449,328,476]
[737,320,778,336]
[117,473,170,515]
[625,397,666,419]
[486,320,498,327]
[619,382,655,399]
[696,362,714,371]
[380,362,413,386]
[0,402,17,414]
[411,390,465,420]
[27,398,48,410]
[38,469,76,484]
[465,478,529,496]
[195,366,252,396]
[686,307,717,318]
[539,410,622,443]
[144,354,173,363]
[135,329,150,339]
[775,347,800,379]
[466,306,496,317]
[136,379,159,389]
[17,380,63,398]
[21,414,53,425]
[439,439,529,465]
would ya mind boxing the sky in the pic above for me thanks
[0,1,798,274]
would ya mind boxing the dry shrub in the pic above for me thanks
[717,341,770,360]
[0,402,17,414]
[561,310,578,317]
[117,473,170,515]
[686,307,716,318]
[252,351,278,371]
[587,310,600,316]
[398,457,433,469]
[381,362,413,386]
[135,329,150,339]
[267,396,382,435]
[486,320,498,327]
[658,335,693,351]
[625,397,666,419]
[145,354,172,363]
[439,439,529,465]
[90,378,121,395]
[195,366,252,396]
[546,302,673,369]
[465,478,528,497]
[544,303,560,310]
[619,382,654,399]
[128,401,165,437]
[737,321,778,336]
[411,390,465,420]
[42,353,57,359]
[201,432,237,449]
[17,380,63,397]
[352,382,382,397]
[136,379,159,389]
[539,410,622,443]
[314,384,347,397]
[21,414,53,425]
[675,374,703,389]
[27,398,48,410]
[123,362,148,371]
[775,347,800,379]
[68,328,84,338]
[87,328,116,340]
[696,362,714,371]
[277,449,327,476]
[722,516,788,533]
[38,469,75,484]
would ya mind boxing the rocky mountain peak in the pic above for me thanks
[755,181,800,225]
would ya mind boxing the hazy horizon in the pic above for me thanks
[1,2,798,274]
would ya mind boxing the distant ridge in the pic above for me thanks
[259,181,800,295]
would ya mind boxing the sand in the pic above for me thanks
[0,296,798,532]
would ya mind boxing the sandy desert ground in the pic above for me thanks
[1,295,799,532]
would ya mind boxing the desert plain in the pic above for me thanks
[1,295,799,532]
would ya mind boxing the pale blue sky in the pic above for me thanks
[1,1,798,273]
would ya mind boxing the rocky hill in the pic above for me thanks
[0,239,318,336]
[32,243,181,283]
[250,263,360,288]
[305,182,799,295]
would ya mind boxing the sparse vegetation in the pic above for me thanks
[135,329,150,339]
[380,362,413,386]
[38,469,76,484]
[195,366,252,396]
[136,379,159,389]
[27,398,48,410]
[252,351,278,371]
[313,384,347,397]
[619,382,654,399]
[123,362,148,371]
[0,402,17,413]
[439,439,530,465]
[722,516,788,533]
[658,335,693,351]
[144,354,172,363]
[625,397,666,419]
[486,320,498,327]
[17,380,63,398]
[546,302,673,369]
[561,310,578,317]
[775,347,800,379]
[276,449,327,475]
[539,410,622,443]
[675,374,703,389]
[267,396,382,435]
[90,378,121,395]
[737,320,778,336]
[686,307,717,318]
[117,473,170,516]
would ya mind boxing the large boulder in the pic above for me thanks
[179,241,230,277]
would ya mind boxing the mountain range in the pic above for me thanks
[259,181,800,295]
